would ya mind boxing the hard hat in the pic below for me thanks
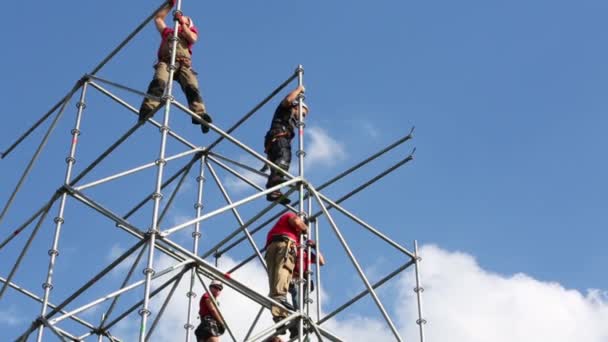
[291,101,309,113]
[210,279,223,290]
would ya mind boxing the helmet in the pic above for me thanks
[210,279,223,290]
[291,101,309,114]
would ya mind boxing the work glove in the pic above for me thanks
[168,0,176,7]
[306,239,316,248]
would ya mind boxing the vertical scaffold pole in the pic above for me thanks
[295,65,306,342]
[139,1,182,340]
[314,216,322,321]
[414,240,426,342]
[305,196,313,320]
[184,156,206,342]
[36,82,89,342]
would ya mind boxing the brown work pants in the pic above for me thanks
[265,240,295,320]
[139,61,206,119]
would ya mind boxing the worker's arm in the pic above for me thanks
[316,251,326,266]
[281,85,305,107]
[154,3,171,34]
[204,297,224,325]
[307,241,326,266]
[288,215,308,234]
[178,16,198,44]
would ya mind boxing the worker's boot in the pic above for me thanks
[267,191,291,205]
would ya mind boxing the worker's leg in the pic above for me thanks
[177,66,213,133]
[265,241,295,320]
[139,62,169,122]
[265,137,292,202]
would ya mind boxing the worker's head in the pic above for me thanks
[290,101,309,119]
[209,280,223,296]
[184,16,194,28]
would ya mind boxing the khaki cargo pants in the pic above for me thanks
[265,240,296,320]
[139,61,206,120]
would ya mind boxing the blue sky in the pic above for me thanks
[1,0,608,341]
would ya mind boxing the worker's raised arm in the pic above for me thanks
[288,215,308,234]
[281,85,305,107]
[178,16,198,44]
[154,2,172,33]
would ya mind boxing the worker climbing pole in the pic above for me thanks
[139,0,185,340]
[295,65,308,342]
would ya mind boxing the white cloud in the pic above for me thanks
[106,244,139,274]
[305,126,346,169]
[0,307,23,326]
[220,155,267,195]
[394,245,608,342]
[108,244,608,342]
[359,120,379,139]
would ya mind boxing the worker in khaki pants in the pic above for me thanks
[264,212,308,332]
[139,0,212,133]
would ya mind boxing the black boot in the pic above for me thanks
[267,191,291,205]
[192,113,213,134]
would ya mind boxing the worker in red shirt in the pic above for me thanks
[138,0,212,134]
[264,212,308,324]
[289,239,325,310]
[194,280,225,342]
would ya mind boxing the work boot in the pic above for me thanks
[287,318,300,339]
[267,191,291,205]
[192,113,213,134]
[273,316,288,335]
[138,107,153,123]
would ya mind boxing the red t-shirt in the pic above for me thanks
[266,212,301,247]
[294,251,317,277]
[157,26,199,59]
[198,292,217,317]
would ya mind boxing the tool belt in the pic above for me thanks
[269,234,296,245]
[264,128,293,154]
[158,56,193,69]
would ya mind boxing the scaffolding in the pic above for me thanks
[0,1,425,341]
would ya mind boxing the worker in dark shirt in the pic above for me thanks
[263,85,308,204]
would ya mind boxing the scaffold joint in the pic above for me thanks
[143,267,156,276]
[48,249,59,257]
[296,150,307,158]
[416,318,427,325]
[413,286,424,293]
[138,308,151,317]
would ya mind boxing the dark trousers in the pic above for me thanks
[265,135,292,189]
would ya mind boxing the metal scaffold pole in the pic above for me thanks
[295,65,307,341]
[139,0,183,340]
[414,240,427,342]
[0,3,423,335]
[184,156,206,341]
[37,82,89,342]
